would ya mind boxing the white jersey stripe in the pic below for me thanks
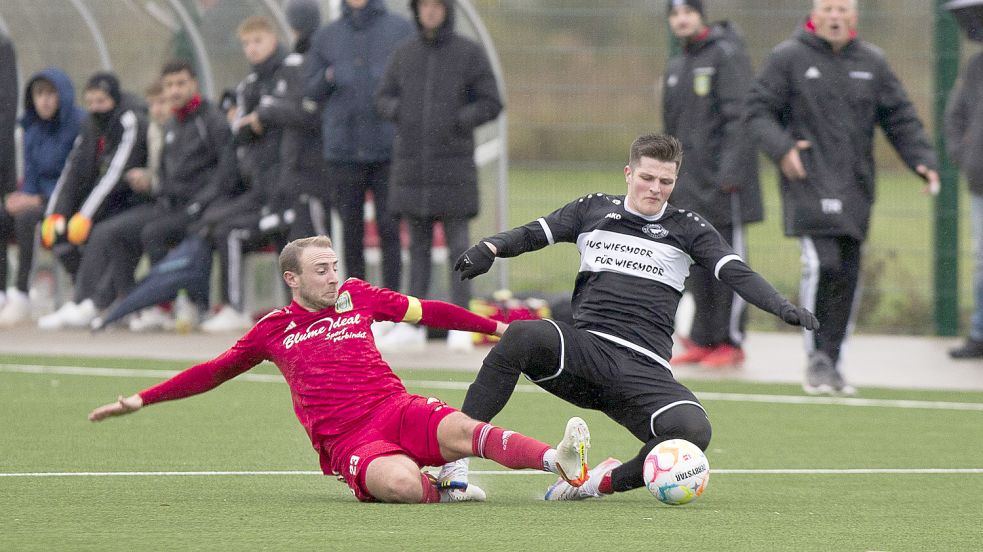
[79,110,138,218]
[713,254,743,280]
[537,217,554,245]
[586,330,673,372]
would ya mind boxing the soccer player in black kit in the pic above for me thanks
[441,134,819,500]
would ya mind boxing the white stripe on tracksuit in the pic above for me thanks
[78,111,139,219]
[44,136,83,217]
[727,193,748,345]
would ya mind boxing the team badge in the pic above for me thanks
[642,224,669,239]
[693,73,710,97]
[334,291,353,313]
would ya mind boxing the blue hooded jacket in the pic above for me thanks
[20,67,83,198]
[303,0,412,162]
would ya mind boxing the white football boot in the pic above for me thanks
[38,301,80,330]
[545,457,623,501]
[553,416,591,487]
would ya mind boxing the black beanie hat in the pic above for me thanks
[286,0,321,37]
[667,0,705,16]
[85,71,121,105]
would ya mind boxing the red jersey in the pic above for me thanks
[140,279,419,445]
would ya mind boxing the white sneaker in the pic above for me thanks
[128,306,175,332]
[62,299,98,328]
[38,301,79,330]
[0,289,31,327]
[439,482,486,503]
[375,323,426,352]
[370,320,395,338]
[446,329,475,353]
[545,457,622,501]
[201,305,253,333]
[437,457,471,499]
[554,416,591,487]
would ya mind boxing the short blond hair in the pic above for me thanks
[237,15,277,37]
[279,235,334,274]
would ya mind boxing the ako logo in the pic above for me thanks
[334,291,353,313]
[642,224,669,239]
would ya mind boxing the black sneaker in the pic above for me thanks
[949,338,983,359]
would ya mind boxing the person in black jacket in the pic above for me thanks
[662,0,762,369]
[375,0,503,351]
[747,0,939,395]
[197,16,311,333]
[38,60,235,330]
[945,49,983,359]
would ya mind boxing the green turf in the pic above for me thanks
[2,355,982,551]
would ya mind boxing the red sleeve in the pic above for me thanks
[138,332,266,406]
[419,299,498,334]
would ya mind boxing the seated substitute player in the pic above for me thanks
[88,235,592,504]
[445,134,819,500]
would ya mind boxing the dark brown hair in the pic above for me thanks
[629,134,683,169]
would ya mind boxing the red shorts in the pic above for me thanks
[319,393,458,502]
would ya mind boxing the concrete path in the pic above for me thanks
[0,325,981,392]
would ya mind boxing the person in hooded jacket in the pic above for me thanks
[39,72,149,290]
[37,60,235,331]
[375,0,503,351]
[304,0,412,296]
[662,0,762,369]
[746,0,939,396]
[0,68,83,326]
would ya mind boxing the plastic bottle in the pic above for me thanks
[174,289,197,334]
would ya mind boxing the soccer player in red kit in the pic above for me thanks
[88,235,592,503]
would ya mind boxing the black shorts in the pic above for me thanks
[521,319,704,442]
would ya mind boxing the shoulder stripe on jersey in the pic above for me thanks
[713,254,743,280]
[403,296,423,323]
[586,330,673,373]
[537,218,554,245]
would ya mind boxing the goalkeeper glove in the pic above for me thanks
[454,242,496,280]
[40,214,66,249]
[67,213,93,245]
[779,303,820,331]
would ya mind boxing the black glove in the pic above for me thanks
[779,303,820,331]
[454,243,496,280]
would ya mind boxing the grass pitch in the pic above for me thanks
[2,354,982,551]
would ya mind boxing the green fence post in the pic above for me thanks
[934,0,961,336]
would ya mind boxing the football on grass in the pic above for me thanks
[643,438,710,505]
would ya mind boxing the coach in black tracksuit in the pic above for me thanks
[747,3,938,396]
[662,0,762,367]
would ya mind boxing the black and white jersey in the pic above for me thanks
[487,192,741,371]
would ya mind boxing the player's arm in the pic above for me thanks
[393,294,506,336]
[88,339,265,422]
[716,259,818,330]
[456,198,585,280]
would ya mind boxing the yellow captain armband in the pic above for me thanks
[402,296,423,324]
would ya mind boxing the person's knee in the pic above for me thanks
[375,470,423,503]
[651,403,712,451]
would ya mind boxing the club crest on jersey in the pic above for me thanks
[334,291,353,313]
[642,224,669,239]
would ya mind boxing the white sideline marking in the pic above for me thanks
[2,468,983,478]
[3,363,983,412]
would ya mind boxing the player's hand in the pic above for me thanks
[779,303,820,331]
[779,141,811,181]
[88,394,144,422]
[916,165,940,196]
[454,242,496,280]
[67,213,92,245]
[40,214,66,249]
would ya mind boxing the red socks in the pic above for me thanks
[472,422,550,470]
[597,471,613,494]
[419,472,441,503]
